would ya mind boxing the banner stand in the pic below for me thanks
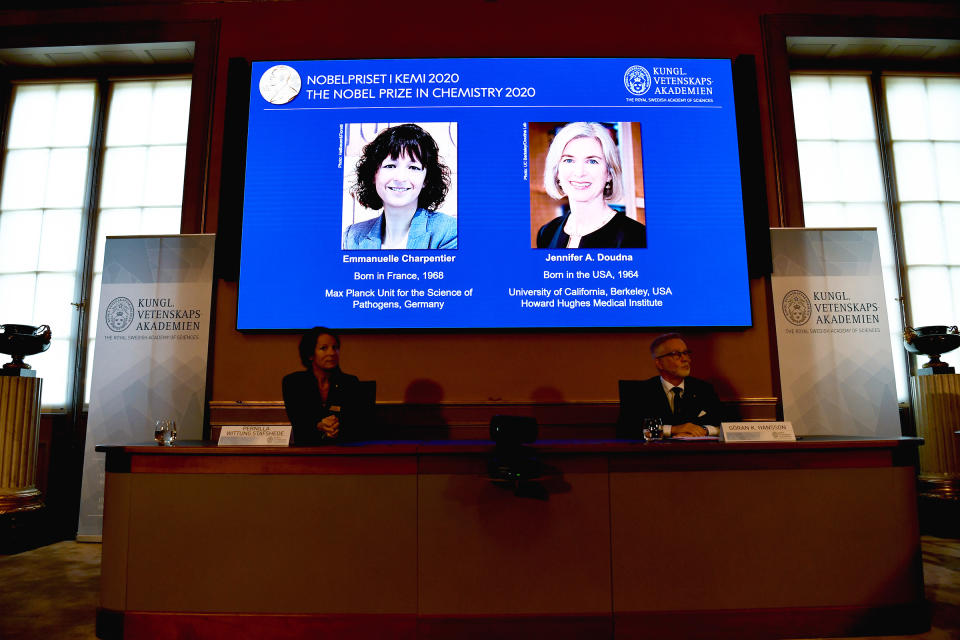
[77,234,216,540]
[770,228,899,437]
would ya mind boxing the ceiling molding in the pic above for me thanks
[787,36,960,62]
[0,41,194,68]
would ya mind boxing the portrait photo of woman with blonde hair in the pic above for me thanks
[533,121,646,249]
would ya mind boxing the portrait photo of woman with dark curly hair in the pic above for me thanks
[342,122,458,250]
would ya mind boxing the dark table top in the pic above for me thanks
[96,435,923,457]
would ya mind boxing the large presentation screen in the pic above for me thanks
[238,58,751,329]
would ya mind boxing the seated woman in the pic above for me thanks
[282,327,362,444]
[536,121,646,249]
[344,123,457,250]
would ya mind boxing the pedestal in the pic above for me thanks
[911,374,960,500]
[0,376,43,513]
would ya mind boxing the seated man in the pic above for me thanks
[617,333,724,438]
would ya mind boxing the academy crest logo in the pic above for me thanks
[782,290,812,326]
[105,297,135,332]
[623,65,652,96]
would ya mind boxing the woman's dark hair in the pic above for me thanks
[298,326,341,368]
[353,123,450,211]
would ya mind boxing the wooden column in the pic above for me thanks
[911,373,960,500]
[0,375,43,514]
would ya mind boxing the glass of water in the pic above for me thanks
[154,418,177,446]
[642,417,663,441]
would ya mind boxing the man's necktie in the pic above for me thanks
[671,387,683,421]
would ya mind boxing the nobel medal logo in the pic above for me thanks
[624,65,652,96]
[782,290,812,326]
[259,65,302,105]
[105,297,135,332]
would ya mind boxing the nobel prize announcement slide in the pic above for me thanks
[238,57,751,329]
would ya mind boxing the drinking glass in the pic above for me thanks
[154,418,177,446]
[642,417,663,441]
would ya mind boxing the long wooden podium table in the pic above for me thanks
[95,437,927,640]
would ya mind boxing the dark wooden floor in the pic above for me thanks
[0,537,957,640]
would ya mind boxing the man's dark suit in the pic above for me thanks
[617,376,724,438]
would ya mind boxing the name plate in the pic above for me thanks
[721,421,796,442]
[217,425,292,446]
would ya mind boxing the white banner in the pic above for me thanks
[770,228,899,437]
[77,235,215,539]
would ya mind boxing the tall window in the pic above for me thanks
[0,77,191,410]
[885,77,960,327]
[791,73,960,400]
[0,83,95,408]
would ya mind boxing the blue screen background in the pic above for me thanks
[238,58,752,329]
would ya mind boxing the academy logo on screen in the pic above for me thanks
[782,290,812,326]
[623,65,652,96]
[625,65,716,104]
[105,297,135,332]
[259,64,301,105]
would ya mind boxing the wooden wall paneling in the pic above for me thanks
[120,471,418,614]
[417,454,612,616]
[609,466,923,611]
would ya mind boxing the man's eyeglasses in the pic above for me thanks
[655,350,693,359]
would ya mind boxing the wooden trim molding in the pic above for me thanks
[97,438,922,476]
[208,398,780,436]
[95,603,927,640]
[613,602,929,639]
[97,611,418,640]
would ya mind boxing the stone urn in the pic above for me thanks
[903,325,960,375]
